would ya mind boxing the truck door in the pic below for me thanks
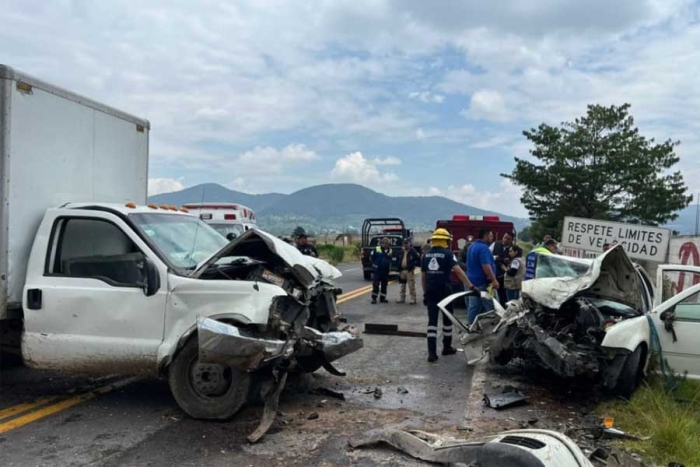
[651,265,700,379]
[22,211,167,375]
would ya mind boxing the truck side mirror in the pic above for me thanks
[142,258,161,297]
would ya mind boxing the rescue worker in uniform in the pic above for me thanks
[370,237,392,304]
[421,228,476,363]
[296,233,319,257]
[524,238,558,280]
[397,238,420,304]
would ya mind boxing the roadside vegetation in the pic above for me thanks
[598,375,700,466]
[316,244,360,265]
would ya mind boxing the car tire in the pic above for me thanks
[612,345,643,400]
[363,271,372,281]
[168,337,251,420]
[490,324,518,366]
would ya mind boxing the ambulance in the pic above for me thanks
[183,203,257,240]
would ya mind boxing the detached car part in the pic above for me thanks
[350,429,593,466]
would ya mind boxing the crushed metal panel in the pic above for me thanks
[197,316,289,371]
[523,247,640,310]
[483,390,528,410]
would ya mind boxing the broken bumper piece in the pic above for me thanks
[197,317,363,372]
[197,317,292,371]
[302,326,364,363]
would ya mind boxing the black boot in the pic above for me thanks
[442,347,457,356]
[428,353,438,363]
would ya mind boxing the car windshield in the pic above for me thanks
[210,223,245,239]
[535,254,591,279]
[130,213,228,269]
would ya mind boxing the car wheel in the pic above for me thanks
[363,271,372,281]
[612,345,643,400]
[168,337,251,420]
[490,324,518,366]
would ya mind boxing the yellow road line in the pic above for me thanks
[0,376,140,435]
[0,396,60,422]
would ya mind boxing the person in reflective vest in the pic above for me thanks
[524,239,558,280]
[370,238,392,304]
[421,228,476,363]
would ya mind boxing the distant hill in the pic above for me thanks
[148,182,530,234]
[149,183,285,212]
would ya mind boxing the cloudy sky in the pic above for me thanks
[2,0,699,217]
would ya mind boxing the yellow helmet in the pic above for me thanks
[430,228,452,242]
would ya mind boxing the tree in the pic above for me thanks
[503,104,691,235]
[292,226,307,238]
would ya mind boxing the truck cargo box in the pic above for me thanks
[0,65,150,317]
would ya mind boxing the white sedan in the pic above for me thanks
[439,245,700,398]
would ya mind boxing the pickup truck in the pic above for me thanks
[0,65,361,441]
[360,218,414,280]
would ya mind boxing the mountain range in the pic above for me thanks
[148,183,530,235]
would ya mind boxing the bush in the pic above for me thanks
[317,244,345,264]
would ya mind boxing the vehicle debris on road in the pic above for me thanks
[483,386,528,410]
[350,428,595,466]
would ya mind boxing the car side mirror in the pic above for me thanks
[226,232,237,242]
[142,258,161,297]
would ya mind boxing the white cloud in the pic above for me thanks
[148,178,185,195]
[234,144,320,175]
[373,156,402,166]
[463,89,513,122]
[417,179,527,217]
[331,152,399,183]
[415,127,426,141]
[409,91,445,103]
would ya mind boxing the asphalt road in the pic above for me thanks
[0,263,474,466]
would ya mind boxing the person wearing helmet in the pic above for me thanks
[370,237,393,304]
[422,228,476,363]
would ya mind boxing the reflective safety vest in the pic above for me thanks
[524,246,552,280]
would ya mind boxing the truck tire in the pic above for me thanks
[168,338,251,420]
[612,345,643,400]
[490,324,518,366]
[363,271,372,281]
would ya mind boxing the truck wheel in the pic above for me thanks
[363,271,372,281]
[490,324,518,366]
[168,338,251,420]
[612,345,643,400]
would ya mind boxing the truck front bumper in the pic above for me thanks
[197,317,363,371]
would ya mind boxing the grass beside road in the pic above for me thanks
[317,244,361,265]
[598,375,700,466]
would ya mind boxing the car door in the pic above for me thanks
[22,211,167,375]
[651,265,700,379]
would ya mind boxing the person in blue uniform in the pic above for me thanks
[421,228,476,363]
[370,237,392,304]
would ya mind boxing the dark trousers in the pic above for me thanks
[426,285,453,355]
[496,275,507,307]
[372,270,389,302]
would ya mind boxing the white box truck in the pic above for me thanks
[0,65,360,441]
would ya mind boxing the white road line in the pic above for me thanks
[342,268,359,272]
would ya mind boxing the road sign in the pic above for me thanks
[562,216,670,262]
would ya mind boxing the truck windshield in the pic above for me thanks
[130,213,227,269]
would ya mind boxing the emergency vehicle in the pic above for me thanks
[436,215,517,298]
[183,203,257,240]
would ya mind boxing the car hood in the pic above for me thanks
[192,229,341,286]
[522,245,641,310]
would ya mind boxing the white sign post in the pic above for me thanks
[562,216,671,262]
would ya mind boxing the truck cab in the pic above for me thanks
[360,218,413,281]
[21,202,361,423]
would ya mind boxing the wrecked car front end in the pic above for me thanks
[190,229,363,373]
[447,247,649,389]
